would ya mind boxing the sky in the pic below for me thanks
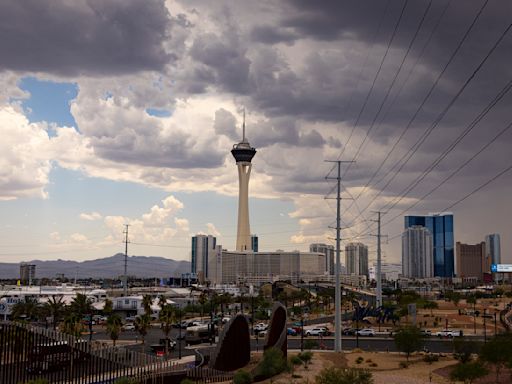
[0,0,511,268]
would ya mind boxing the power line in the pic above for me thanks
[346,0,496,229]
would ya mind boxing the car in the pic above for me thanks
[342,328,358,335]
[122,324,135,331]
[287,327,297,336]
[254,323,268,332]
[356,329,375,337]
[258,330,268,337]
[305,328,326,337]
[420,329,432,337]
[318,326,331,336]
[435,330,461,338]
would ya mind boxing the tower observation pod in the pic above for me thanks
[231,115,256,252]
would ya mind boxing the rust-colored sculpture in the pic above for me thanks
[263,302,287,357]
[209,314,251,371]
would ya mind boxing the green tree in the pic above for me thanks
[453,338,482,363]
[62,312,83,337]
[159,305,176,355]
[315,367,373,384]
[393,325,424,361]
[142,294,153,317]
[480,334,512,383]
[42,295,65,330]
[254,347,288,379]
[106,313,122,346]
[233,369,253,384]
[11,296,41,321]
[134,313,151,347]
[422,300,438,317]
[69,293,93,318]
[449,361,488,384]
[103,298,113,316]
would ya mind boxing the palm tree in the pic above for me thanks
[159,305,175,355]
[11,296,41,322]
[142,295,153,317]
[134,314,151,347]
[198,292,208,318]
[158,295,167,309]
[106,314,122,346]
[62,312,83,337]
[42,295,65,329]
[103,298,113,316]
[69,293,93,318]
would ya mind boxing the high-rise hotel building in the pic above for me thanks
[404,213,454,278]
[402,226,433,278]
[345,242,368,277]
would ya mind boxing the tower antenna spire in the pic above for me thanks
[242,108,246,142]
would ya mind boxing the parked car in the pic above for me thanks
[122,324,135,331]
[305,328,327,337]
[342,327,358,335]
[356,328,375,337]
[318,326,331,336]
[287,327,297,336]
[420,329,432,337]
[435,330,461,338]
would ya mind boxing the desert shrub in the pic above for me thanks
[423,354,439,364]
[114,378,138,384]
[233,369,253,384]
[369,362,378,367]
[355,356,364,364]
[399,361,410,369]
[289,355,302,366]
[315,367,373,384]
[298,351,313,369]
[449,361,488,384]
[253,347,288,380]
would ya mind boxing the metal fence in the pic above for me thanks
[0,322,189,384]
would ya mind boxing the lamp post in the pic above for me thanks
[301,317,304,351]
[483,309,487,343]
[178,309,182,359]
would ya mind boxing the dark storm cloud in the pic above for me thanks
[0,0,172,76]
[249,25,298,45]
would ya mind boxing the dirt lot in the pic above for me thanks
[254,350,455,384]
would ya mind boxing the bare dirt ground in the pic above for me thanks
[253,350,455,384]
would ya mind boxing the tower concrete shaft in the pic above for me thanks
[236,162,252,251]
[231,115,256,252]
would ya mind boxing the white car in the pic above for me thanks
[435,330,461,338]
[122,324,135,331]
[356,328,375,337]
[305,328,326,337]
[254,323,268,332]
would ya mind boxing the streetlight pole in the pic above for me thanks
[178,309,182,359]
[483,309,487,343]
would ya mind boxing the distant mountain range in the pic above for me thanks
[0,254,191,279]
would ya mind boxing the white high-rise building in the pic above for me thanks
[310,243,335,274]
[402,226,433,278]
[191,235,217,283]
[231,115,256,251]
[345,242,368,276]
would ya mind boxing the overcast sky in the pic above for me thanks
[0,0,510,270]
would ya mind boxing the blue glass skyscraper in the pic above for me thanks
[404,213,454,278]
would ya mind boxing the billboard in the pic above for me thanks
[491,264,512,273]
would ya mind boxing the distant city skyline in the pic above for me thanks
[0,1,510,266]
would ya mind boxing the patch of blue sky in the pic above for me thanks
[19,77,78,132]
[146,108,172,117]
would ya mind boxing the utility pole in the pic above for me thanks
[370,212,386,308]
[325,160,353,353]
[123,224,130,297]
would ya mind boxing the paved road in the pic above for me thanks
[90,325,477,356]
